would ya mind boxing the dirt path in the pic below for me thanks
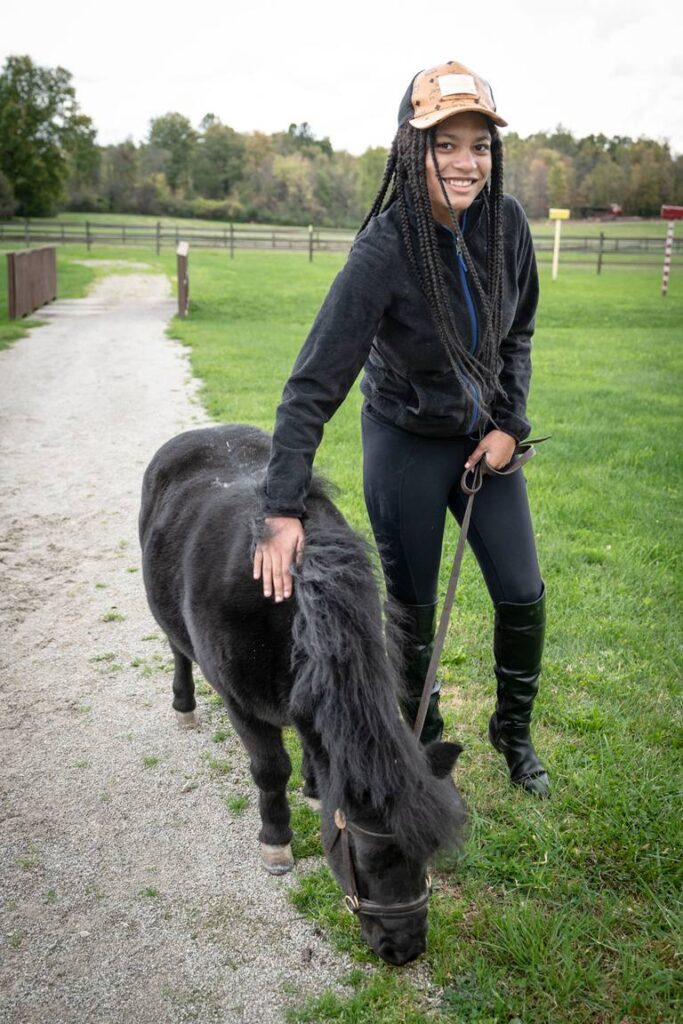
[0,272,350,1023]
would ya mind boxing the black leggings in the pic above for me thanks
[361,408,543,608]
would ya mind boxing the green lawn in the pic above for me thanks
[172,255,682,1024]
[1,248,681,1022]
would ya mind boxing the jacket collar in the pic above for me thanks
[402,185,487,244]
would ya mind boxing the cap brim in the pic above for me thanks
[409,105,508,130]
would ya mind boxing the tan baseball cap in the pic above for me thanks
[398,60,507,130]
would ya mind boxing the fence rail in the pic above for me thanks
[6,246,57,319]
[1,220,681,270]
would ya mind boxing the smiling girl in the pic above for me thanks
[253,61,549,798]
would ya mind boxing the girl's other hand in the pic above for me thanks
[465,430,517,471]
[253,516,304,602]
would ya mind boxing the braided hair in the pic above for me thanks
[357,121,507,409]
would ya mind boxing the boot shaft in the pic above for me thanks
[390,600,443,743]
[493,585,546,717]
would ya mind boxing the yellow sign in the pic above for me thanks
[549,208,570,220]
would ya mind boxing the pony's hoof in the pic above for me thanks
[175,709,199,729]
[303,796,321,813]
[260,842,294,875]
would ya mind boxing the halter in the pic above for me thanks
[332,808,432,918]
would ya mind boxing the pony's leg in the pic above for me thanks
[226,705,294,874]
[301,743,321,813]
[170,642,198,729]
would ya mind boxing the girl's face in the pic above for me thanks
[424,111,492,226]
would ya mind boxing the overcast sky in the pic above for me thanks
[4,0,683,156]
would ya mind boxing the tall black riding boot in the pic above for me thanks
[395,602,444,745]
[488,585,550,798]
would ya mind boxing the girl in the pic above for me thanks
[253,60,549,798]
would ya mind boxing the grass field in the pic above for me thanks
[1,248,681,1022]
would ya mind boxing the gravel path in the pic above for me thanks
[0,271,351,1023]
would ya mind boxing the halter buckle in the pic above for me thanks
[344,893,360,914]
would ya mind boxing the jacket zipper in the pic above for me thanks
[456,210,480,432]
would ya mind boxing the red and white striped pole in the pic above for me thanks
[661,221,674,297]
[660,205,683,297]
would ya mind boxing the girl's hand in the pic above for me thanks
[253,516,304,602]
[465,430,517,471]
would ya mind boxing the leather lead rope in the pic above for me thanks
[412,437,550,740]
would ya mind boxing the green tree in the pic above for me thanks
[582,153,626,209]
[313,150,361,226]
[64,112,100,210]
[192,119,246,198]
[237,132,277,220]
[0,54,96,216]
[272,122,333,158]
[148,113,197,193]
[547,155,573,208]
[0,170,17,218]
[673,155,683,205]
[100,140,138,212]
[357,146,389,213]
[626,140,674,215]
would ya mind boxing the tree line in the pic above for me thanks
[1,55,682,226]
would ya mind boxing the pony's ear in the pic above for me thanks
[425,741,464,778]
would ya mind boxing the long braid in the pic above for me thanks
[357,138,398,236]
[487,130,506,380]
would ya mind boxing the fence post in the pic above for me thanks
[24,218,29,248]
[597,232,605,274]
[308,224,314,263]
[230,223,234,260]
[176,242,189,318]
[122,224,126,245]
[86,220,92,252]
[156,221,161,256]
[7,251,17,318]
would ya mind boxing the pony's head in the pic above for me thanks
[321,740,465,965]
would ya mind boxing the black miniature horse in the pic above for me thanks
[139,424,466,965]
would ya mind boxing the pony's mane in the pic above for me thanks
[279,492,464,859]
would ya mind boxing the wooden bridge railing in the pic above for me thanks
[6,246,57,319]
[177,242,189,318]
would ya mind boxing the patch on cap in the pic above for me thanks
[438,74,478,98]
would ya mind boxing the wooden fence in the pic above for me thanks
[1,220,681,271]
[177,242,189,318]
[6,246,57,319]
[0,220,351,255]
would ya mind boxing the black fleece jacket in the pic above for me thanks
[261,191,539,518]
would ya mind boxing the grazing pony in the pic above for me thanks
[139,424,466,965]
